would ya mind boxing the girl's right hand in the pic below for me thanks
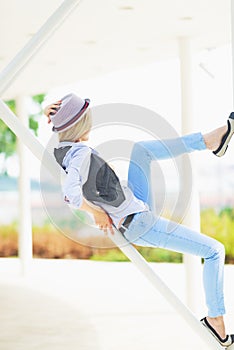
[43,101,62,123]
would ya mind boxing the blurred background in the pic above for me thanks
[2,2,234,349]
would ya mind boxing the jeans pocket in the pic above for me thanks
[124,211,155,243]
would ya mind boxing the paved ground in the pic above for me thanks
[0,258,234,350]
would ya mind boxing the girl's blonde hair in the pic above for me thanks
[58,108,92,142]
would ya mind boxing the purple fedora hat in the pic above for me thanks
[51,93,90,133]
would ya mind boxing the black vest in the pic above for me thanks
[54,146,125,207]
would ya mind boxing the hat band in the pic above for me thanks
[52,100,89,132]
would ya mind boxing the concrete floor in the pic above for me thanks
[0,259,234,350]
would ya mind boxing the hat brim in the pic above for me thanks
[52,98,90,133]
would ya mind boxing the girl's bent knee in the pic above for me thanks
[131,142,150,162]
[132,142,147,154]
[208,241,225,261]
[216,241,225,256]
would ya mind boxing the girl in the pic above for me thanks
[44,92,234,347]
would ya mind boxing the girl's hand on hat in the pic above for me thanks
[43,101,62,124]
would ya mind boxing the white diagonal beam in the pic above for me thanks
[110,231,224,350]
[0,99,60,180]
[0,0,81,96]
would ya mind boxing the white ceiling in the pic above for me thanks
[0,0,231,99]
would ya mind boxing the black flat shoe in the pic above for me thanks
[213,112,234,157]
[200,317,234,347]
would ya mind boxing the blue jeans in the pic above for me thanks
[126,132,226,317]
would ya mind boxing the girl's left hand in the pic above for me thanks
[93,208,114,235]
[79,199,114,235]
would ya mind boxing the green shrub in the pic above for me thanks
[0,223,18,256]
[201,207,234,262]
[91,249,129,262]
[137,247,182,263]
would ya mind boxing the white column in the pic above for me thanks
[178,37,203,314]
[16,96,33,275]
